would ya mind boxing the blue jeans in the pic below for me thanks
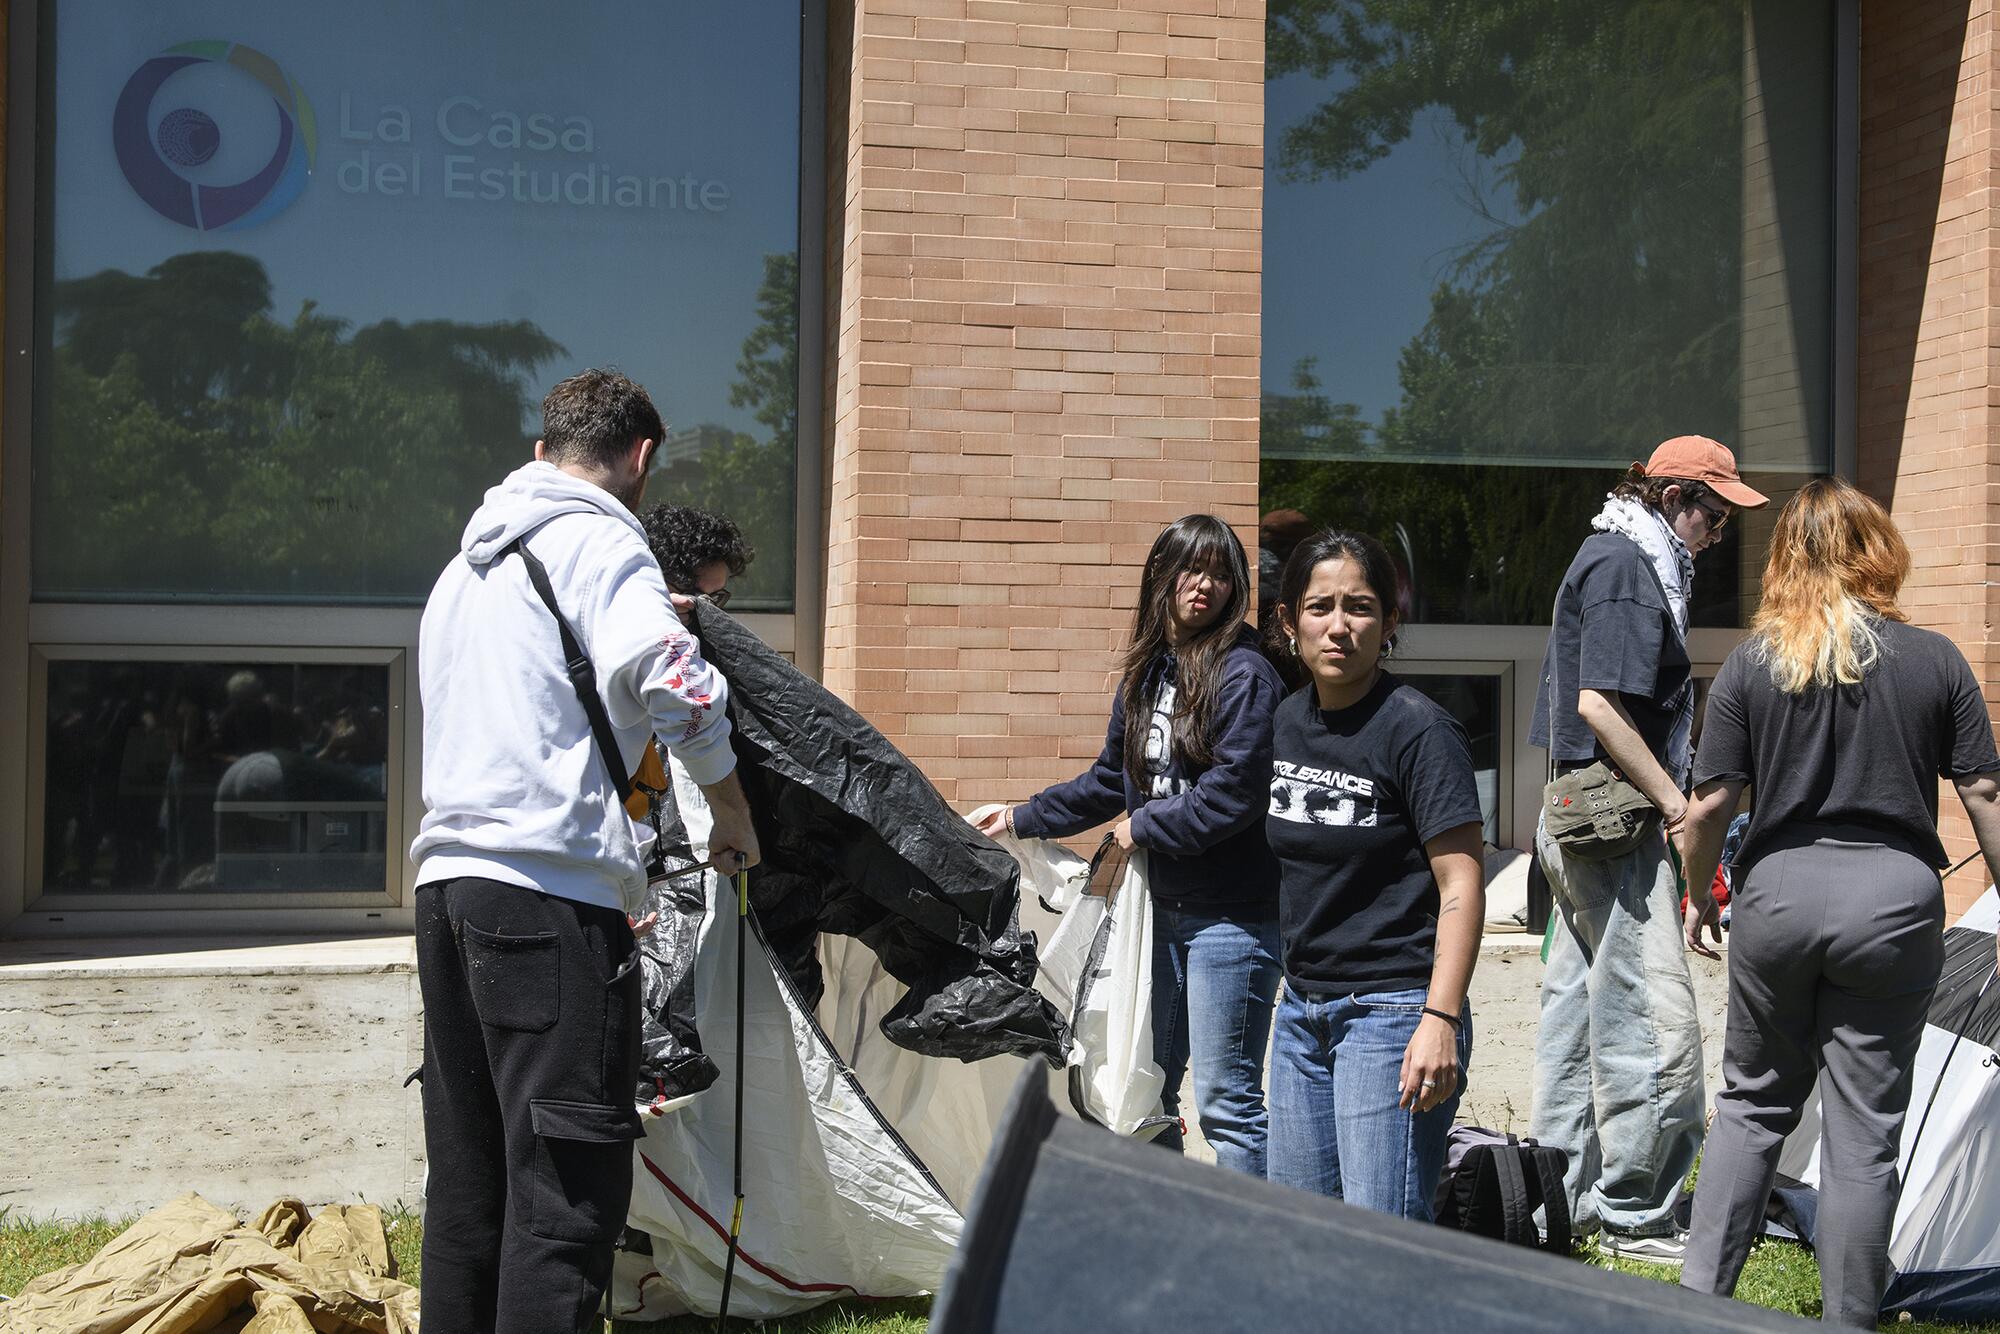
[1267,986,1471,1220]
[1150,902,1281,1177]
[1532,815,1706,1238]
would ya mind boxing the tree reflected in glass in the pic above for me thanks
[1260,0,1831,627]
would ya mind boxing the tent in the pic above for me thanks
[609,763,1069,1320]
[1768,885,2000,1323]
[931,1068,1809,1333]
[609,604,1078,1321]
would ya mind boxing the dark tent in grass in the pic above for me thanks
[933,1068,1812,1332]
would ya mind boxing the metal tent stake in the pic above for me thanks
[715,867,749,1332]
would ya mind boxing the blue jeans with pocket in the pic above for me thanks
[1532,815,1706,1238]
[1267,985,1472,1220]
[1150,901,1282,1177]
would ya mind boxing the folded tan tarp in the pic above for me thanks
[0,1193,419,1333]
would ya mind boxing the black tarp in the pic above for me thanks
[1931,918,1999,1047]
[634,604,1069,1100]
[934,1068,1811,1333]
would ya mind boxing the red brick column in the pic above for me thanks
[820,0,1266,812]
[1857,0,1996,915]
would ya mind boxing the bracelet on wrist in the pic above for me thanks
[1422,1006,1463,1031]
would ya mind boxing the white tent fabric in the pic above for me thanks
[612,868,976,1320]
[974,811,1174,1138]
[611,762,982,1321]
[1770,885,2000,1322]
[610,775,1080,1321]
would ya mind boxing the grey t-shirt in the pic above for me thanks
[1693,619,2000,869]
[1530,532,1689,767]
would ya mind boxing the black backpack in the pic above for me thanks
[1431,1126,1572,1253]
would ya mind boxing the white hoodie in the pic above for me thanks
[410,461,736,912]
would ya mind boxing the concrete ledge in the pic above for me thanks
[3,930,1730,1217]
[2,936,426,1220]
[0,934,416,979]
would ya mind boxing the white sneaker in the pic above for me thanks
[1597,1231,1687,1267]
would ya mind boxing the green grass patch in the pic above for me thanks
[1590,1237,2000,1333]
[0,1210,126,1300]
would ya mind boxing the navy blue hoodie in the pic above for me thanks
[1012,624,1283,911]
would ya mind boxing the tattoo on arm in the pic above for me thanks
[1438,895,1462,919]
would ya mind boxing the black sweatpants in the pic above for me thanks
[416,877,643,1334]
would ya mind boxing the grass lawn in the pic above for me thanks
[3,1209,1995,1333]
[1592,1242,2000,1334]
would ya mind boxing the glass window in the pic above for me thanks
[1399,672,1503,846]
[1260,1,1837,627]
[42,658,392,893]
[35,4,802,609]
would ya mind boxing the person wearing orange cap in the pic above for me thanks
[1526,435,1768,1265]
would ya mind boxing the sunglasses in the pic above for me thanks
[675,585,732,610]
[1690,496,1730,533]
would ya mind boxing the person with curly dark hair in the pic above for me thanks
[641,504,755,608]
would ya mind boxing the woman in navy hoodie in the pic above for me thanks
[976,514,1286,1176]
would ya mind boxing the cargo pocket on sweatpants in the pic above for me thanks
[527,1098,645,1243]
[462,922,559,1033]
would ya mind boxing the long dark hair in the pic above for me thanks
[1269,529,1403,685]
[1118,515,1253,792]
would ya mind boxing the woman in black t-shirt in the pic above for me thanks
[1677,479,2000,1326]
[1264,529,1487,1220]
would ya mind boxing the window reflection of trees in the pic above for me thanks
[42,251,563,601]
[39,248,803,608]
[646,251,799,611]
[1260,0,1770,627]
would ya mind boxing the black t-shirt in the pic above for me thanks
[1266,671,1485,994]
[1530,532,1689,767]
[1693,620,2000,869]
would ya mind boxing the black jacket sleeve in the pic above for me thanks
[1012,692,1129,839]
[1128,655,1281,857]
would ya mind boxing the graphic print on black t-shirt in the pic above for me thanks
[1141,680,1190,801]
[1269,759,1378,827]
[1265,673,1483,994]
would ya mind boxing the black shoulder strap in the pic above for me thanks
[1527,1145,1573,1254]
[506,537,633,806]
[1490,1143,1535,1247]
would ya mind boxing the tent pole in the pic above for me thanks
[716,867,749,1332]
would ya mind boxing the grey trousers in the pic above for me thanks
[1680,832,1943,1326]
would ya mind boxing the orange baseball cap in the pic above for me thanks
[1641,435,1769,509]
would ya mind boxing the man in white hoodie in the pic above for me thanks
[410,368,760,1334]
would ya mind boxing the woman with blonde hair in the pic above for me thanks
[1678,477,2000,1325]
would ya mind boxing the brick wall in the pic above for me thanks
[1857,0,1995,915]
[820,0,1266,813]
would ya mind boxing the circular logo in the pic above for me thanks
[112,40,317,231]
